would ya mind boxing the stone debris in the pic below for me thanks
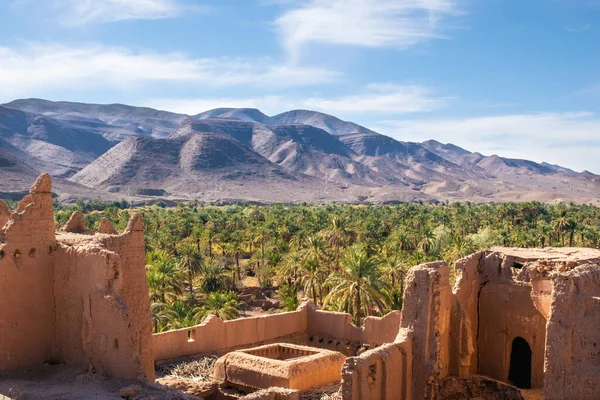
[155,377,216,398]
[119,384,141,399]
[438,375,524,400]
[244,387,301,400]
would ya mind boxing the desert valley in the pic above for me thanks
[2,0,600,399]
[1,99,599,205]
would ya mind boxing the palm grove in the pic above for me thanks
[50,200,600,331]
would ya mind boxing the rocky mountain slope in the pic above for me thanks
[0,105,113,176]
[4,99,187,142]
[1,99,599,204]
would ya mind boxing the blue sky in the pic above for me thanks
[1,0,599,172]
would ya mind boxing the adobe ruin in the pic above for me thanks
[0,174,154,381]
[1,174,600,400]
[213,343,346,392]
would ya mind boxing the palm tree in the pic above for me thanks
[378,253,409,292]
[202,221,216,257]
[252,227,270,267]
[320,218,354,269]
[298,257,326,305]
[197,258,228,293]
[177,243,202,295]
[290,230,308,251]
[417,229,436,254]
[324,245,391,325]
[224,239,244,282]
[384,288,404,312]
[566,219,577,247]
[301,235,328,266]
[444,236,476,265]
[150,302,175,333]
[146,250,182,303]
[166,300,203,329]
[276,251,302,288]
[553,213,569,246]
[200,291,241,320]
[278,283,300,311]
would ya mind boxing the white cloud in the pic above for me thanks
[144,83,445,116]
[0,43,341,102]
[303,83,447,114]
[275,0,463,57]
[374,112,600,173]
[12,0,189,24]
[143,96,289,116]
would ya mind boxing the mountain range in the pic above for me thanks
[1,98,598,204]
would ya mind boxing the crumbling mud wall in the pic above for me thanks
[339,261,450,400]
[452,251,547,387]
[96,215,155,380]
[545,263,600,400]
[340,340,412,400]
[0,174,56,372]
[0,174,153,380]
[451,247,600,398]
[400,261,452,399]
[153,299,401,363]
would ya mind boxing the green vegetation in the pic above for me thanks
[53,201,600,329]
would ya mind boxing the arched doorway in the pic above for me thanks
[508,337,532,389]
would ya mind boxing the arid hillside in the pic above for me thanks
[1,99,599,204]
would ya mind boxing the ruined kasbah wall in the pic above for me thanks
[545,262,600,400]
[340,261,451,400]
[96,215,155,380]
[0,175,56,371]
[451,247,600,399]
[0,174,153,381]
[153,300,401,363]
[451,250,547,385]
[340,339,412,400]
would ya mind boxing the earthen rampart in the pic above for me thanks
[0,174,153,380]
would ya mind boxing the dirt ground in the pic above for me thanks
[0,364,196,400]
[0,364,545,400]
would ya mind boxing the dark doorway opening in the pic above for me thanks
[508,337,532,389]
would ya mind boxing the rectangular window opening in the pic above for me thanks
[188,329,196,342]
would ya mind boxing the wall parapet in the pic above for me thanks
[305,301,401,346]
[153,299,402,363]
[153,308,308,362]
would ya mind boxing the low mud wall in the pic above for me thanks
[153,308,308,362]
[153,300,402,363]
[306,305,401,347]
